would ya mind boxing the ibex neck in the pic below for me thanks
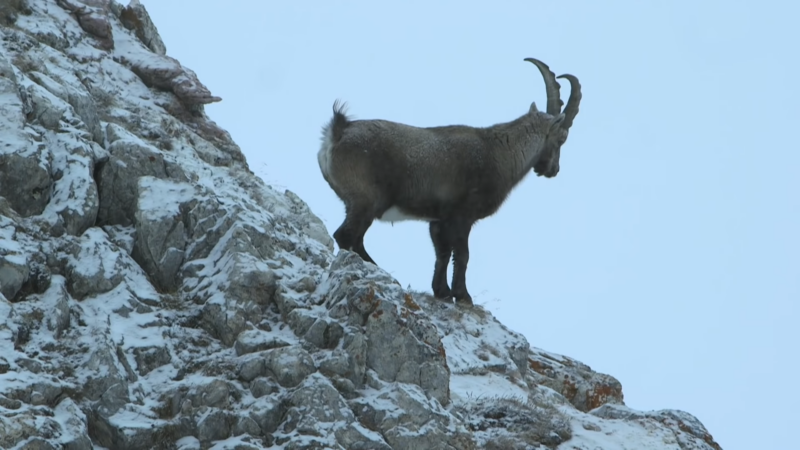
[490,117,547,185]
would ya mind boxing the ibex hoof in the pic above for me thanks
[454,293,473,306]
[433,286,452,299]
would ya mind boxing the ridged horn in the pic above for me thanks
[524,57,563,116]
[556,74,581,129]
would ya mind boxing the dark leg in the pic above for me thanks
[429,221,453,299]
[353,236,375,265]
[449,219,474,305]
[333,206,376,264]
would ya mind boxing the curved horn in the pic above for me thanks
[556,74,581,129]
[524,58,562,116]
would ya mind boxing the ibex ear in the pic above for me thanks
[549,113,565,132]
[529,102,539,114]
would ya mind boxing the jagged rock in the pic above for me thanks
[458,395,572,449]
[174,122,245,168]
[0,53,53,218]
[590,404,722,450]
[132,345,171,375]
[28,380,64,406]
[236,355,264,383]
[157,378,235,424]
[344,333,368,386]
[286,307,317,336]
[62,88,103,146]
[201,297,249,348]
[303,317,344,349]
[324,252,451,405]
[0,413,60,450]
[120,1,167,55]
[102,224,135,255]
[283,190,334,252]
[19,438,59,449]
[25,82,68,129]
[15,358,42,374]
[232,414,262,438]
[197,239,281,346]
[0,394,21,409]
[234,329,289,356]
[0,0,31,26]
[54,0,112,44]
[96,128,169,226]
[132,177,192,291]
[281,374,354,433]
[79,13,112,50]
[289,337,358,399]
[175,436,201,450]
[0,198,21,223]
[78,11,113,48]
[264,345,316,388]
[23,256,52,295]
[278,373,392,448]
[224,256,279,306]
[0,76,51,216]
[82,342,134,448]
[54,397,93,450]
[197,409,230,443]
[83,341,129,406]
[193,379,231,408]
[249,395,284,435]
[528,347,624,412]
[43,133,100,236]
[335,426,392,450]
[26,69,104,145]
[0,142,51,218]
[178,196,231,262]
[65,228,127,299]
[126,53,181,91]
[38,276,71,338]
[350,383,475,450]
[249,377,280,398]
[0,224,28,300]
[123,52,221,107]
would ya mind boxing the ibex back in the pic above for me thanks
[318,57,582,305]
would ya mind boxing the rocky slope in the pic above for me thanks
[0,1,723,449]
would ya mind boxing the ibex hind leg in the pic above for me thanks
[333,204,377,265]
[429,221,453,299]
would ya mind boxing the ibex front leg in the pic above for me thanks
[429,221,453,299]
[449,219,474,305]
[333,205,376,264]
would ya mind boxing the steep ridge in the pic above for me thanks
[0,1,722,449]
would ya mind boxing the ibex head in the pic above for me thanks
[524,58,582,178]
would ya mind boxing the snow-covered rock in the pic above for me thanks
[0,1,722,449]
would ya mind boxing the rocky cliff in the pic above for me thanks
[0,1,723,449]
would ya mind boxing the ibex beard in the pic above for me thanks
[318,57,582,305]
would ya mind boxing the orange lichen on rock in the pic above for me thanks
[403,293,421,311]
[528,353,624,412]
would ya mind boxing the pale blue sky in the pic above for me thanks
[146,2,799,448]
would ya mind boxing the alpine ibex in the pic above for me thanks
[318,57,581,305]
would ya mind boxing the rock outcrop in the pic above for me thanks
[0,1,722,449]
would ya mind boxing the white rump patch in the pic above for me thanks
[378,206,431,223]
[317,126,334,180]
